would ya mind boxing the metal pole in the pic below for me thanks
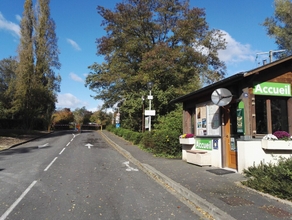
[142,96,145,132]
[149,90,151,131]
[269,50,272,63]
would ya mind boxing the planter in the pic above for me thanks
[261,139,292,150]
[179,138,195,145]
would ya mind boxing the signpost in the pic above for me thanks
[116,112,120,128]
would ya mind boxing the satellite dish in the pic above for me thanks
[211,88,233,106]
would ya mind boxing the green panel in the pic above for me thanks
[196,138,212,151]
[238,100,244,108]
[253,82,291,97]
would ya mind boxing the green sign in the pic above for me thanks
[195,138,212,151]
[253,82,291,97]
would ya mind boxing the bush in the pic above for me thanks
[141,132,155,150]
[242,157,292,201]
[152,129,181,156]
[123,129,132,140]
[105,106,183,157]
[129,132,143,145]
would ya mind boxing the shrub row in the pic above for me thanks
[106,124,181,157]
[242,157,292,201]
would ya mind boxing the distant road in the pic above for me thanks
[0,131,200,219]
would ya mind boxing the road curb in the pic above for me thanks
[100,131,235,220]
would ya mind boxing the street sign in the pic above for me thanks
[147,95,153,100]
[145,110,156,116]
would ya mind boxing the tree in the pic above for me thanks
[262,0,292,56]
[34,0,61,131]
[13,0,36,129]
[52,108,74,124]
[34,0,61,110]
[11,0,61,130]
[86,0,226,131]
[90,107,112,129]
[0,57,18,118]
[73,107,92,126]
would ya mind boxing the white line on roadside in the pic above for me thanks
[44,157,58,171]
[66,142,70,147]
[0,180,37,220]
[59,148,66,155]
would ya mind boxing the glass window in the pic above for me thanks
[255,96,288,134]
[255,96,267,134]
[271,98,288,132]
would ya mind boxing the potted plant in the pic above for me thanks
[179,133,195,144]
[262,131,292,150]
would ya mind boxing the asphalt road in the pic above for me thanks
[0,131,201,220]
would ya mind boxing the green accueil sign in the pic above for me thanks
[253,82,291,97]
[195,138,212,151]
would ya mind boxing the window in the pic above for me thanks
[255,96,288,134]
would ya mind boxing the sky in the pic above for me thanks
[0,0,279,112]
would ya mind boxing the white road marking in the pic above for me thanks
[59,148,66,155]
[85,143,93,149]
[38,143,49,148]
[123,161,138,171]
[0,180,37,220]
[44,157,58,171]
[66,142,70,147]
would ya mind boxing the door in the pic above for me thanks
[223,106,237,169]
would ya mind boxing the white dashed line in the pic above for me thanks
[0,180,37,220]
[59,148,66,155]
[44,157,58,171]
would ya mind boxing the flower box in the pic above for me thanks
[179,138,195,145]
[261,139,292,150]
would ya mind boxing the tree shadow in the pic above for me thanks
[0,145,52,157]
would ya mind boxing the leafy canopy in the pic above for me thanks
[86,0,226,130]
[262,0,292,56]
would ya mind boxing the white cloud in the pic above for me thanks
[66,38,81,51]
[69,72,83,83]
[0,12,20,37]
[15,14,21,22]
[218,30,255,64]
[56,93,88,109]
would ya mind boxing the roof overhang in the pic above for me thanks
[171,73,244,103]
[171,55,292,104]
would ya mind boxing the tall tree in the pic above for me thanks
[262,0,292,56]
[86,0,226,130]
[0,57,18,118]
[34,0,61,130]
[12,0,61,130]
[13,0,36,128]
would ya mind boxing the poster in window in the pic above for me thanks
[207,104,221,136]
[196,102,221,136]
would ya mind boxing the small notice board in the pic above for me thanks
[196,102,220,136]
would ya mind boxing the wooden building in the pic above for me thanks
[172,55,292,172]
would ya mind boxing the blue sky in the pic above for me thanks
[0,0,278,112]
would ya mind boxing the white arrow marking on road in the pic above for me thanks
[85,143,93,149]
[38,143,49,148]
[123,161,138,171]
